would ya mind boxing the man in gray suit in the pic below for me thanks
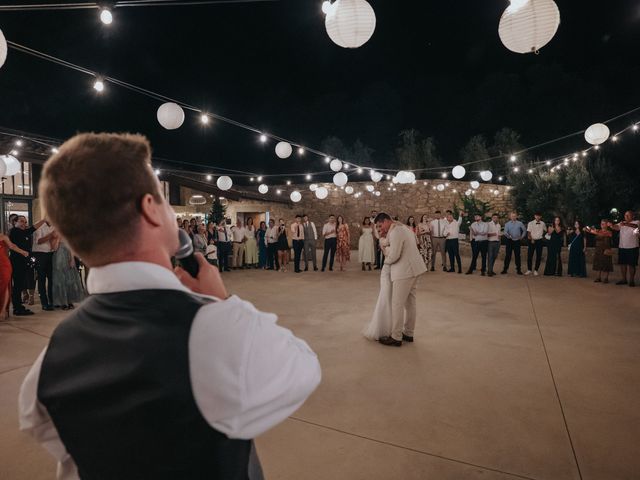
[302,214,318,271]
[374,213,428,347]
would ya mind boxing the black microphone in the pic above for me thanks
[176,229,200,278]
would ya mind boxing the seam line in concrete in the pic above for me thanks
[2,321,51,339]
[524,280,583,480]
[0,364,32,376]
[289,416,540,480]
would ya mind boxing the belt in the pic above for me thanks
[233,241,243,244]
[432,236,445,239]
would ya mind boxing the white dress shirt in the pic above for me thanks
[488,221,502,242]
[470,221,489,241]
[290,222,304,241]
[527,220,547,241]
[443,216,463,239]
[430,218,448,238]
[266,225,279,245]
[19,262,321,480]
[231,226,246,242]
[32,223,55,253]
[619,221,640,249]
[322,222,337,239]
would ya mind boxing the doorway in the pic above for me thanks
[1,197,32,233]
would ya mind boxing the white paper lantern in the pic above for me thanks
[309,183,318,192]
[333,172,348,187]
[315,186,329,199]
[470,180,480,189]
[366,184,374,192]
[436,184,445,192]
[480,170,493,182]
[290,191,302,203]
[330,159,343,172]
[452,165,466,179]
[258,184,268,194]
[188,195,206,206]
[345,185,354,194]
[375,191,381,197]
[370,170,383,182]
[405,171,416,183]
[0,157,6,177]
[0,29,7,69]
[275,142,293,159]
[325,0,376,49]
[1,154,20,176]
[217,175,233,191]
[157,102,185,130]
[465,189,472,196]
[499,0,560,54]
[584,123,610,145]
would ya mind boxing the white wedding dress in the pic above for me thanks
[362,263,392,340]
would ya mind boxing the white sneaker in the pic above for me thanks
[533,270,539,276]
[524,270,532,276]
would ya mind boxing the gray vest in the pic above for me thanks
[303,222,315,243]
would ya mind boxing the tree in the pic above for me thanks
[460,134,490,170]
[209,197,227,224]
[395,129,441,175]
[490,127,524,171]
[453,194,494,235]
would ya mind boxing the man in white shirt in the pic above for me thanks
[429,210,449,272]
[525,212,546,276]
[31,221,56,310]
[466,214,489,276]
[443,210,464,273]
[611,210,640,287]
[290,215,305,273]
[321,215,337,272]
[302,214,318,271]
[231,219,246,269]
[487,214,502,277]
[265,218,280,270]
[20,132,320,479]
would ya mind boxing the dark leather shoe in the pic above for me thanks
[13,309,34,316]
[379,336,402,347]
[447,268,455,273]
[402,334,414,342]
[517,271,523,275]
[500,270,508,274]
[465,270,473,275]
[42,305,54,311]
[314,267,318,271]
[430,267,435,272]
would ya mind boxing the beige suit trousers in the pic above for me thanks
[390,276,418,341]
[232,242,245,268]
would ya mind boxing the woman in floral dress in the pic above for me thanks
[417,214,433,267]
[585,219,614,283]
[336,215,351,271]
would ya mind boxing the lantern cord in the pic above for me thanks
[0,0,277,11]
[5,40,640,176]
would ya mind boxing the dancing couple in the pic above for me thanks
[363,213,427,347]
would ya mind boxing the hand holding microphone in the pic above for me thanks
[175,229,228,299]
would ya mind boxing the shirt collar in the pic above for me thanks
[87,261,191,295]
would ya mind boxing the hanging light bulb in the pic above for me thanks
[100,8,113,25]
[257,176,263,181]
[325,156,331,163]
[154,169,161,175]
[510,155,517,162]
[200,114,209,124]
[305,174,312,180]
[286,180,291,185]
[633,124,639,132]
[260,134,268,143]
[206,175,212,181]
[14,139,23,147]
[51,147,59,154]
[298,147,305,155]
[93,78,105,92]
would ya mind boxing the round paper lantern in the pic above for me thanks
[275,142,293,159]
[188,195,206,206]
[436,184,445,192]
[333,172,348,187]
[480,170,493,181]
[0,29,7,69]
[405,171,416,183]
[258,184,268,194]
[315,186,329,199]
[366,185,374,192]
[1,154,20,176]
[370,170,383,182]
[375,191,381,197]
[290,191,302,203]
[0,156,7,177]
[157,102,185,130]
[330,159,343,172]
[470,180,480,190]
[217,175,233,191]
[345,185,354,194]
[309,183,318,192]
[498,0,560,54]
[325,0,376,49]
[452,165,466,179]
[584,123,610,145]
[465,189,472,196]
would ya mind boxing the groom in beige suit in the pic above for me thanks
[375,213,428,347]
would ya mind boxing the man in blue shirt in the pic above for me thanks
[501,211,527,275]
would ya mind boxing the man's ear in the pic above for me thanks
[139,194,163,227]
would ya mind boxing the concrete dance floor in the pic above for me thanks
[1,255,639,480]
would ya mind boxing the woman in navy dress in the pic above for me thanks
[257,221,268,269]
[568,220,587,278]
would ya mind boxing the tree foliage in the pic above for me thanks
[395,129,441,175]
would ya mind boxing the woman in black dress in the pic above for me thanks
[276,218,289,272]
[568,220,587,278]
[544,216,565,276]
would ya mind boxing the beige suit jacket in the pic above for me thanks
[384,222,428,281]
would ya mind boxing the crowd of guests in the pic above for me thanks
[1,214,85,318]
[181,208,640,287]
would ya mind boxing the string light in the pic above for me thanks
[582,151,588,157]
[93,78,105,92]
[357,167,363,174]
[546,160,551,165]
[206,174,212,181]
[441,173,447,178]
[286,180,291,185]
[249,177,255,182]
[200,114,209,124]
[324,157,331,163]
[51,147,58,154]
[298,147,305,155]
[633,124,639,131]
[10,149,19,156]
[260,134,268,143]
[276,189,282,195]
[154,169,160,175]
[498,176,504,181]
[611,135,618,142]
[257,176,263,181]
[510,155,517,162]
[14,139,23,147]
[513,167,519,172]
[594,145,600,150]
[99,8,113,25]
[305,174,312,180]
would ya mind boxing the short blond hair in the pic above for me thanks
[40,133,162,261]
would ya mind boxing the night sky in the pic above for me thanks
[1,0,639,179]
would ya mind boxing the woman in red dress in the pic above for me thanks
[0,233,29,318]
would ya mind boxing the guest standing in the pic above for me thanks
[358,217,375,271]
[544,217,565,276]
[567,221,587,278]
[610,210,640,287]
[336,215,350,271]
[501,212,526,275]
[32,221,56,311]
[244,218,258,268]
[216,222,232,272]
[277,218,289,272]
[406,216,417,234]
[302,214,318,272]
[429,211,448,272]
[257,221,268,269]
[290,215,305,273]
[231,219,246,269]
[321,215,337,272]
[266,219,280,270]
[370,210,382,269]
[487,214,502,277]
[443,210,463,273]
[9,217,46,316]
[51,237,85,310]
[467,214,488,275]
[192,224,208,256]
[585,220,614,283]
[0,233,29,318]
[417,214,432,268]
[525,213,546,276]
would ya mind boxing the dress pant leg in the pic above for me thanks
[514,242,522,272]
[374,239,381,268]
[391,276,418,341]
[527,241,534,271]
[322,239,330,270]
[403,279,418,338]
[453,240,462,270]
[504,240,513,271]
[488,242,499,273]
[446,240,455,269]
[46,253,53,305]
[309,241,317,268]
[480,241,488,273]
[470,240,479,271]
[535,242,544,271]
[328,238,337,270]
[10,257,26,311]
[34,253,49,306]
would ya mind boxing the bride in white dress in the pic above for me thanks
[362,235,392,340]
